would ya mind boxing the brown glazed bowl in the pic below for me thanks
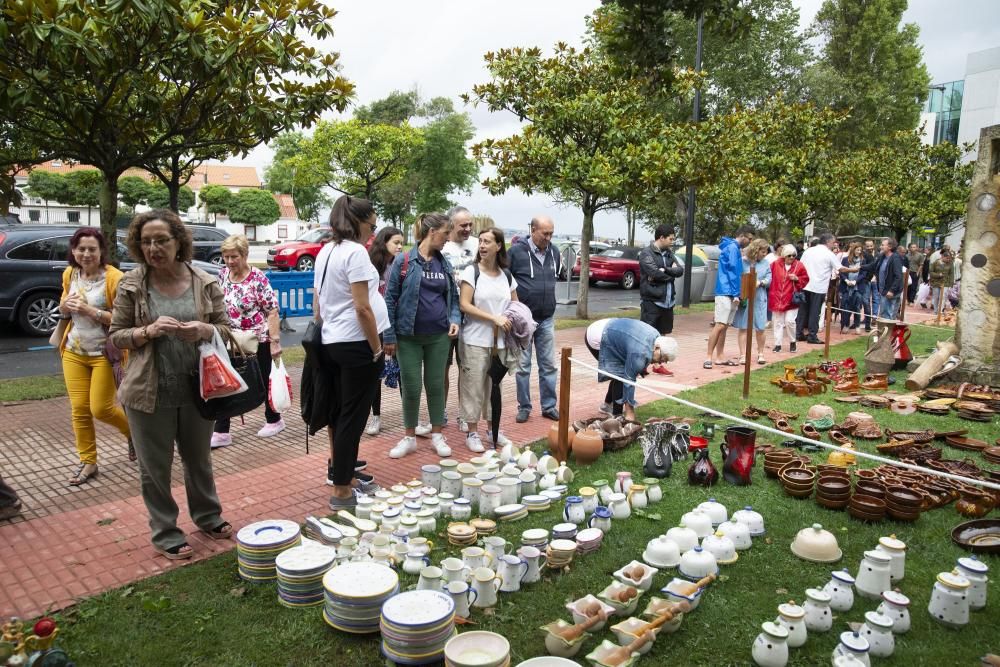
[817,495,850,510]
[886,505,920,522]
[849,495,886,515]
[783,468,816,484]
[854,469,878,481]
[855,480,886,499]
[784,485,814,499]
[818,465,850,476]
[817,487,851,502]
[818,477,852,492]
[885,486,925,508]
[847,505,885,522]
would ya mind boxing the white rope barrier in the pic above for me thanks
[568,355,1000,492]
[826,304,955,332]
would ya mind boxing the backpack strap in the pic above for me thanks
[473,263,513,288]
[400,252,410,280]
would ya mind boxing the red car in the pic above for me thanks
[583,246,642,289]
[267,227,331,271]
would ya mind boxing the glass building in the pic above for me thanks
[924,80,964,145]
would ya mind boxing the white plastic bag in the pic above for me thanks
[269,358,292,412]
[916,282,930,305]
[199,330,248,400]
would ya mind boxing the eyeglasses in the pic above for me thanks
[140,236,175,248]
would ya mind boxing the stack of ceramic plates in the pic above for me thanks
[521,528,549,550]
[470,518,497,535]
[548,485,569,497]
[495,504,528,522]
[916,403,950,416]
[323,562,399,634]
[275,543,337,608]
[236,519,302,582]
[552,523,578,541]
[522,495,551,512]
[575,527,604,555]
[448,523,478,547]
[954,401,996,422]
[540,489,563,503]
[546,539,577,570]
[380,590,456,664]
[983,446,1000,465]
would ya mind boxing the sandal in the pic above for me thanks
[154,543,193,560]
[202,521,234,540]
[703,361,713,369]
[127,438,137,462]
[69,463,98,486]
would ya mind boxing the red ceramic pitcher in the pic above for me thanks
[892,323,912,369]
[720,426,756,486]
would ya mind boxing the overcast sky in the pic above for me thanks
[235,0,1000,242]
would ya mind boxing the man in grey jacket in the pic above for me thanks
[638,225,683,376]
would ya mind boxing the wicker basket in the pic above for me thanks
[573,415,644,452]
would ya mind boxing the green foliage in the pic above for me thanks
[807,0,931,150]
[411,106,478,213]
[0,121,45,213]
[63,170,102,208]
[199,185,234,216]
[354,90,420,126]
[264,132,329,224]
[146,184,195,211]
[117,177,153,211]
[227,189,280,227]
[25,170,70,203]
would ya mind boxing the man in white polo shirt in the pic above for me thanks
[796,232,850,344]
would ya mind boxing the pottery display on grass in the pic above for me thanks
[832,631,871,667]
[626,484,649,510]
[614,561,659,592]
[752,621,789,667]
[517,545,546,584]
[717,520,753,551]
[643,479,663,503]
[721,426,756,485]
[444,631,510,667]
[662,577,704,611]
[445,580,477,619]
[572,428,604,465]
[790,524,842,563]
[613,471,634,494]
[774,601,807,648]
[701,532,738,565]
[609,617,662,655]
[732,506,766,536]
[855,550,892,600]
[496,554,529,593]
[546,424,575,454]
[697,498,729,526]
[540,619,591,659]
[562,496,586,525]
[802,588,833,632]
[643,535,682,568]
[470,567,502,609]
[589,507,613,534]
[858,611,895,658]
[928,571,971,628]
[955,556,989,610]
[598,581,642,617]
[823,570,856,612]
[585,639,643,667]
[607,493,632,520]
[688,438,718,486]
[565,594,616,630]
[876,590,911,634]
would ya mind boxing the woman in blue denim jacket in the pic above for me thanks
[383,213,461,459]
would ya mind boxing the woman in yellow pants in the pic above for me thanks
[57,228,131,486]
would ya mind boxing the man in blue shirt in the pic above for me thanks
[704,225,753,368]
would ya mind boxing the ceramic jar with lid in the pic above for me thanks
[451,497,472,521]
[876,590,910,634]
[752,621,789,667]
[400,515,420,537]
[420,464,442,490]
[665,524,699,554]
[823,570,856,612]
[518,469,537,496]
[858,611,894,658]
[422,496,441,517]
[462,478,484,505]
[681,509,714,538]
[355,495,375,521]
[479,484,502,517]
[874,535,906,582]
[678,546,718,581]
[717,520,752,551]
[832,655,867,667]
[702,532,738,565]
[955,556,989,610]
[390,483,409,495]
[497,477,520,506]
[802,588,833,632]
[438,493,456,515]
[381,507,402,531]
[928,571,971,628]
[697,498,728,526]
[370,502,388,524]
[416,509,436,535]
[732,506,766,536]
[404,500,423,515]
[642,478,663,503]
[855,550,892,600]
[832,631,870,667]
[775,601,807,648]
[593,479,614,505]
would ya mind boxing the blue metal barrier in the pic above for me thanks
[265,271,315,327]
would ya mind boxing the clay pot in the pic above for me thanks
[573,429,603,465]
[854,469,877,481]
[548,423,576,452]
[955,487,994,519]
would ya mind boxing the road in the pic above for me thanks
[0,280,639,379]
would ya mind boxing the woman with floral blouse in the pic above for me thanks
[212,235,283,447]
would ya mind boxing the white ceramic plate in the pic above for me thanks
[576,528,604,544]
[323,562,398,599]
[521,495,548,505]
[236,519,301,547]
[549,539,578,553]
[494,503,526,516]
[522,528,549,541]
[381,589,455,628]
[275,544,337,574]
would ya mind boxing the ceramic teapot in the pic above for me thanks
[858,611,894,658]
[716,520,752,551]
[955,556,989,611]
[823,570,855,612]
[876,590,910,634]
[720,425,756,485]
[832,631,870,667]
[855,550,892,600]
[928,571,970,628]
[775,601,807,648]
[752,621,789,667]
[802,588,833,633]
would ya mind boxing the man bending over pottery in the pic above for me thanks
[584,318,677,421]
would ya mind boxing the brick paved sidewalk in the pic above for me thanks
[0,308,938,619]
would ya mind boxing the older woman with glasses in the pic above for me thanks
[109,210,232,560]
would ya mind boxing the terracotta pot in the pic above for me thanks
[572,429,603,465]
[548,423,576,452]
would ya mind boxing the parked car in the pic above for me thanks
[554,240,610,280]
[586,246,643,289]
[1,213,21,224]
[187,224,230,265]
[267,227,332,271]
[0,225,219,336]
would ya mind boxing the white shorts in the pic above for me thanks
[714,295,738,325]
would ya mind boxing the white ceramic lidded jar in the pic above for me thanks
[399,515,420,537]
[497,477,520,505]
[422,496,441,518]
[451,497,472,521]
[855,550,892,600]
[697,498,729,526]
[421,464,442,490]
[478,483,502,518]
[955,556,989,611]
[823,570,855,612]
[416,509,436,535]
[802,588,833,633]
[832,631,870,667]
[874,534,906,582]
[876,590,911,634]
[751,621,789,667]
[518,469,537,496]
[440,471,463,497]
[681,509,714,539]
[928,571,971,628]
[355,495,374,521]
[858,610,894,658]
[462,478,484,506]
[774,601,807,648]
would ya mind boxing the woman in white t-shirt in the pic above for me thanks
[458,228,519,452]
[313,195,390,511]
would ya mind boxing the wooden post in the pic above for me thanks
[823,281,836,359]
[741,267,756,399]
[556,347,573,463]
[899,269,909,321]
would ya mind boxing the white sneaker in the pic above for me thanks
[597,403,612,416]
[431,433,452,457]
[365,415,381,436]
[485,431,512,449]
[389,436,417,459]
[466,432,485,453]
[414,422,433,437]
[210,432,232,449]
[458,418,469,433]
[257,419,285,438]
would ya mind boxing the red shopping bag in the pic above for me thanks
[199,331,248,400]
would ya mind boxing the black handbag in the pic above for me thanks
[190,332,266,420]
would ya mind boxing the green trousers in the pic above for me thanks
[396,334,451,429]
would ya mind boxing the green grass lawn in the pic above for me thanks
[0,374,67,402]
[37,326,1000,665]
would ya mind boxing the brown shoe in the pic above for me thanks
[860,373,889,390]
[774,419,794,433]
[829,429,853,446]
[801,424,821,440]
[834,375,860,393]
[0,501,22,521]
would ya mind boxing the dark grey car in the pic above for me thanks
[0,225,219,336]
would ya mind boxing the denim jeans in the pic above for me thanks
[516,316,557,413]
[879,294,901,320]
[870,288,881,325]
[856,282,872,328]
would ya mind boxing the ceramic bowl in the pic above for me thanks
[816,495,850,511]
[609,617,661,654]
[847,505,884,522]
[783,468,816,485]
[444,631,510,667]
[855,480,886,499]
[565,594,616,629]
[854,469,877,480]
[585,639,641,667]
[885,504,921,522]
[716,520,753,550]
[790,523,843,563]
[539,620,590,658]
[614,561,659,592]
[885,486,924,508]
[597,580,642,616]
[850,495,886,514]
[662,577,703,610]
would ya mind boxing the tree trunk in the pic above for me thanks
[575,201,596,320]
[99,173,121,264]
[626,206,636,247]
[168,155,182,213]
[905,341,959,390]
